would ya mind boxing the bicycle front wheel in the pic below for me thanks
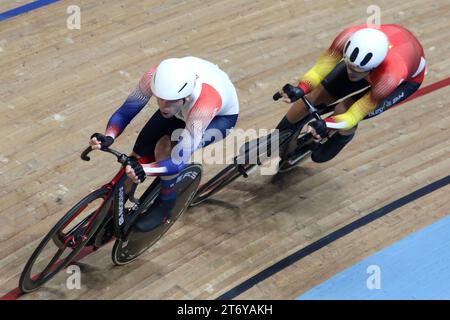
[19,188,111,293]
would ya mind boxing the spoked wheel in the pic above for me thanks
[19,188,111,293]
[112,164,202,266]
[190,163,256,207]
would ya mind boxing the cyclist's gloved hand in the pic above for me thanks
[273,84,305,103]
[126,156,146,184]
[90,133,114,150]
[308,119,328,142]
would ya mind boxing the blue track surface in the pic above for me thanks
[298,214,450,300]
[217,175,450,300]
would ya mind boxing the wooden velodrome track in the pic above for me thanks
[0,0,449,299]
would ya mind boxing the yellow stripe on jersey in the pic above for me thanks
[300,49,341,91]
[331,92,378,130]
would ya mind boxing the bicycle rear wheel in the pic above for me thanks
[19,188,110,293]
[112,164,202,265]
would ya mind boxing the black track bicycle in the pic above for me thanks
[190,95,335,206]
[19,146,202,293]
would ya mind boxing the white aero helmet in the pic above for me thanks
[150,58,196,100]
[343,28,389,72]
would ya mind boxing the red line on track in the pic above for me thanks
[1,245,98,300]
[398,76,450,106]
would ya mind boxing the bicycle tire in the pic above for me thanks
[19,187,110,293]
[111,164,202,266]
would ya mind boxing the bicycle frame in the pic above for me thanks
[18,144,201,293]
[235,97,332,165]
[79,147,141,245]
[190,96,338,205]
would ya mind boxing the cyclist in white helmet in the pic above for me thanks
[274,24,425,163]
[89,57,239,231]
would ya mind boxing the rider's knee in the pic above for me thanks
[154,136,172,161]
[130,151,141,159]
[276,116,294,130]
[333,99,354,115]
[307,85,335,106]
[333,103,346,115]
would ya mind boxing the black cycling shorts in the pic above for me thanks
[133,110,238,159]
